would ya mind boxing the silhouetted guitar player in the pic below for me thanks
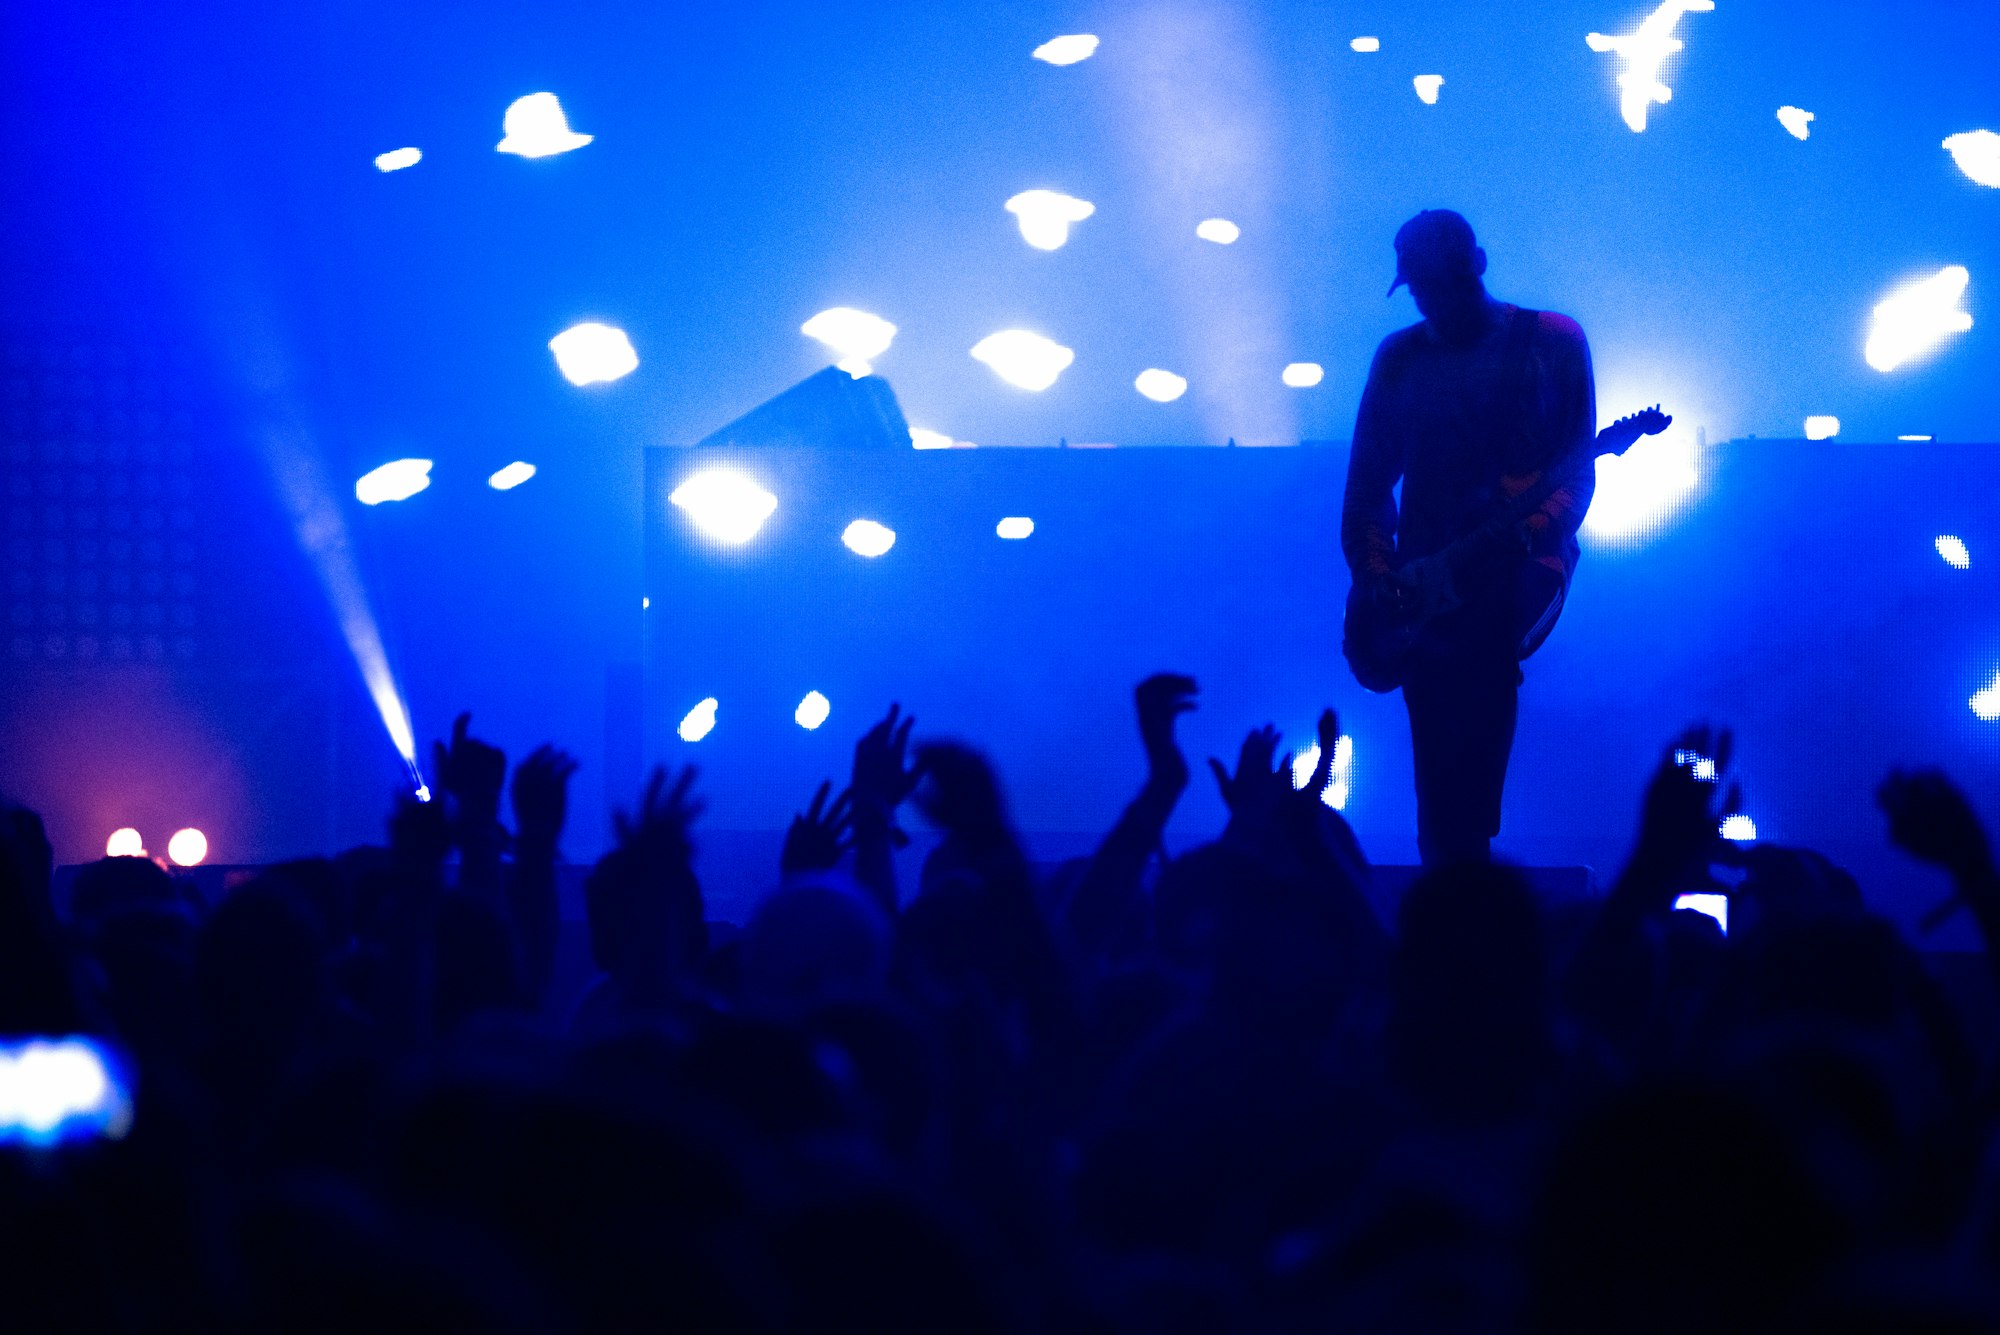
[1341,209,1668,866]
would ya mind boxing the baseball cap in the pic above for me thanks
[1388,209,1479,296]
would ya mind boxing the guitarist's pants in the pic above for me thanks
[1401,586,1525,867]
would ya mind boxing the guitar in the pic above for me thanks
[1342,406,1672,693]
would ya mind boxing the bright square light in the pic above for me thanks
[497,92,592,158]
[996,517,1035,540]
[670,467,777,545]
[1134,369,1188,402]
[795,690,831,730]
[549,322,639,386]
[1281,362,1323,388]
[1413,75,1444,104]
[1350,36,1380,52]
[1720,813,1757,842]
[1194,218,1240,245]
[1804,415,1839,440]
[1936,535,1970,569]
[841,519,896,557]
[356,458,433,506]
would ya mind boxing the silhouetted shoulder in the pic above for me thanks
[1372,321,1431,368]
[1533,310,1588,347]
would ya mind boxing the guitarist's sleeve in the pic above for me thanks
[1342,342,1402,579]
[1521,315,1597,552]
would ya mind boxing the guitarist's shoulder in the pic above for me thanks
[1374,320,1431,360]
[1526,307,1588,346]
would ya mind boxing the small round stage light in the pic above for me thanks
[996,517,1035,540]
[970,330,1074,392]
[802,308,897,378]
[496,92,593,158]
[374,147,422,172]
[549,323,639,386]
[1776,107,1814,140]
[1031,34,1099,65]
[1943,130,2000,188]
[1006,190,1095,250]
[679,698,719,742]
[1973,675,2000,722]
[1413,75,1444,105]
[355,458,433,506]
[670,468,778,545]
[795,691,831,730]
[1194,218,1240,245]
[1134,369,1188,402]
[1281,362,1324,388]
[842,519,897,557]
[488,461,537,490]
[1350,36,1380,52]
[1719,814,1757,842]
[105,828,144,859]
[1936,536,1970,569]
[166,828,208,867]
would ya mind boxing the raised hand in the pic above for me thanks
[1876,767,1992,879]
[512,744,579,854]
[433,712,508,836]
[1210,724,1293,841]
[851,704,920,826]
[782,780,852,877]
[1135,673,1198,790]
[614,765,705,860]
[1621,724,1743,909]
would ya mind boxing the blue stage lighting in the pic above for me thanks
[1777,107,1814,140]
[970,330,1073,391]
[1281,362,1324,388]
[841,519,896,557]
[1350,36,1380,52]
[0,1038,134,1147]
[496,93,593,158]
[1005,190,1095,251]
[1865,266,1974,372]
[1134,369,1188,403]
[679,697,719,742]
[1944,130,2000,187]
[1586,0,1715,133]
[1972,674,2000,722]
[354,458,432,506]
[1031,34,1098,65]
[1936,535,1971,569]
[488,461,537,490]
[801,307,897,378]
[549,323,639,387]
[795,690,831,730]
[1412,75,1444,105]
[1805,416,1840,440]
[671,467,778,546]
[1194,218,1239,245]
[996,516,1035,540]
[374,147,422,172]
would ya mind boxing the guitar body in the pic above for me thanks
[1342,556,1565,693]
[1338,405,1669,693]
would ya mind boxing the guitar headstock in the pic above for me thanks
[1601,405,1673,457]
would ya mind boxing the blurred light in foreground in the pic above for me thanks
[488,461,536,490]
[374,147,422,172]
[1032,34,1098,65]
[802,307,897,377]
[1804,415,1839,440]
[1972,673,2000,722]
[1720,813,1757,842]
[1586,0,1714,133]
[1350,36,1380,52]
[496,92,593,158]
[1864,266,1973,372]
[1134,369,1188,402]
[1675,749,1716,782]
[1194,218,1240,245]
[911,427,976,450]
[678,698,718,742]
[1583,431,1699,542]
[549,322,639,386]
[105,828,144,859]
[1936,535,1970,569]
[1282,362,1324,388]
[1291,735,1355,810]
[1413,75,1444,105]
[1005,189,1095,250]
[1943,130,2000,188]
[670,467,778,545]
[795,691,831,730]
[355,458,432,506]
[166,828,208,867]
[1776,107,1814,140]
[970,330,1074,391]
[841,519,897,557]
[996,517,1035,540]
[1674,892,1728,933]
[0,1038,133,1147]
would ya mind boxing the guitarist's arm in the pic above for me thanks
[1342,341,1405,582]
[1519,315,1598,557]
